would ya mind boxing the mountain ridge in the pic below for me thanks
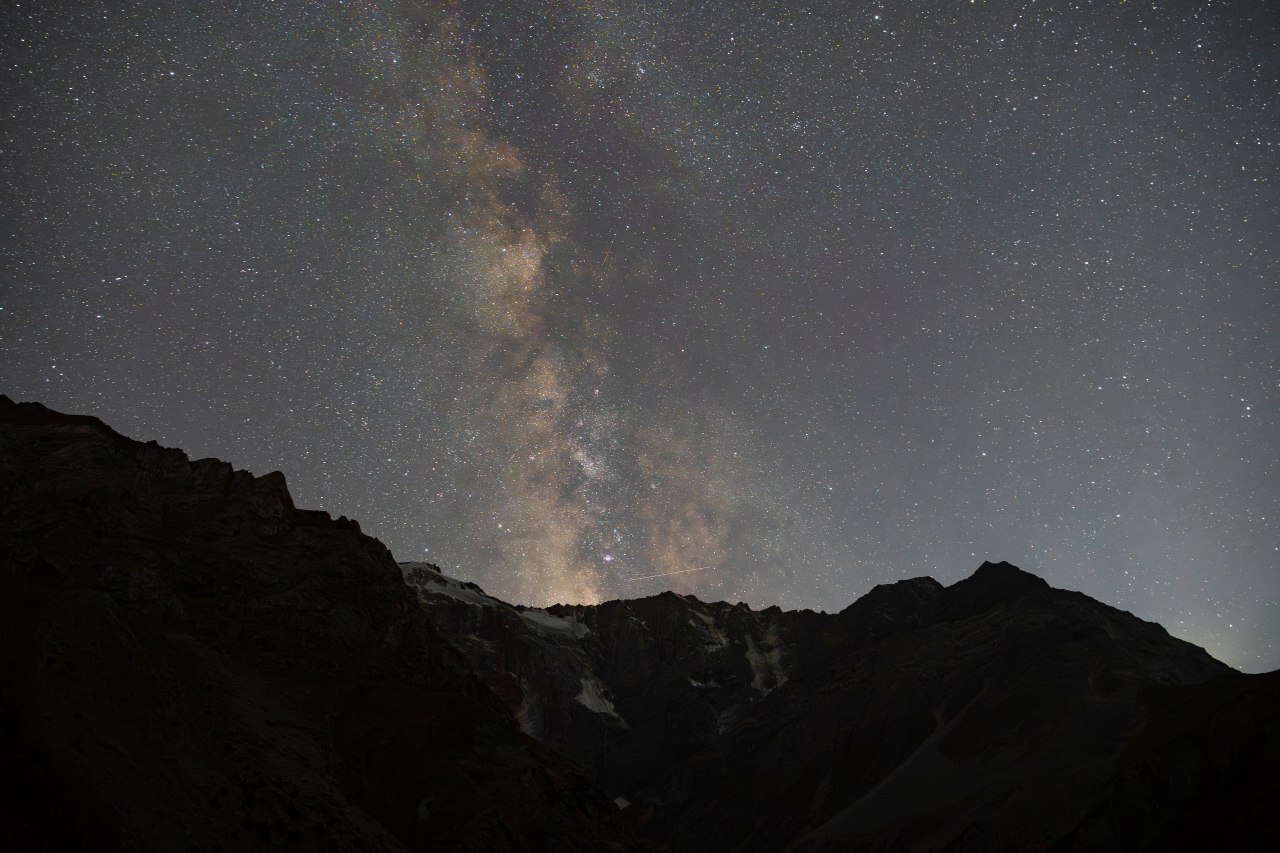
[401,555,1246,851]
[2,395,1275,851]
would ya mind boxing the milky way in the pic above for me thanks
[2,1,1276,670]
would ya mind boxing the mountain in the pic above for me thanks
[0,397,644,852]
[404,562,1277,851]
[2,396,1276,851]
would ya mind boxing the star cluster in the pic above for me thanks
[2,0,1276,670]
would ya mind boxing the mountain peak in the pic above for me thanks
[972,559,1047,584]
[928,559,1051,622]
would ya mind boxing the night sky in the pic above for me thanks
[3,1,1276,671]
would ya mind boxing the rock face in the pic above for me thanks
[403,565,804,799]
[405,563,1278,852]
[2,396,1277,852]
[0,397,643,852]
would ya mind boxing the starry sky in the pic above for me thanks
[2,1,1276,670]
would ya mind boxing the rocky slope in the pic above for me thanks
[405,561,1277,852]
[3,396,1276,852]
[0,397,643,852]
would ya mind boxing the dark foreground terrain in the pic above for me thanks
[2,396,1276,851]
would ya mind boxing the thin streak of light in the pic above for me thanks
[625,566,715,581]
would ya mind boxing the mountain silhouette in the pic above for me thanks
[2,396,1275,851]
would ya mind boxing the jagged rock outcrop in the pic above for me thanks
[0,397,645,852]
[404,565,799,797]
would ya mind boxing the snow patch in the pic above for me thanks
[520,608,591,639]
[403,566,496,609]
[575,677,627,727]
[402,565,593,640]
